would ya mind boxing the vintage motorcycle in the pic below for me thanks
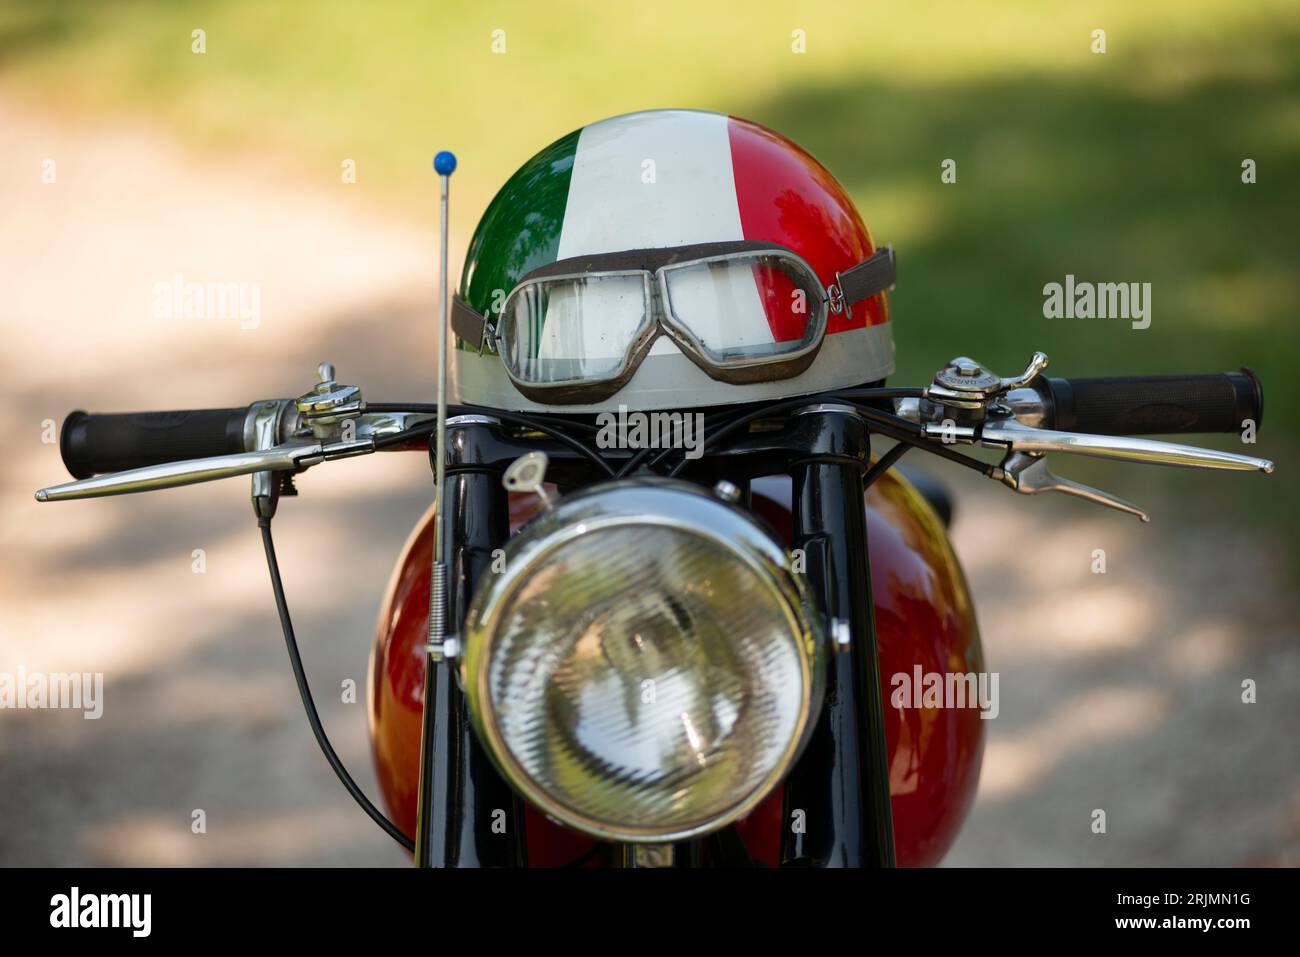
[36,111,1273,867]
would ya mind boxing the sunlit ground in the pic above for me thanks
[1,1,1296,865]
[942,463,1300,865]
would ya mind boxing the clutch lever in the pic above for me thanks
[35,362,436,504]
[34,438,375,502]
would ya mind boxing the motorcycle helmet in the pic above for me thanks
[452,109,894,412]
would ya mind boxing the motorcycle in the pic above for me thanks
[35,111,1273,868]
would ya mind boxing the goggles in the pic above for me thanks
[453,240,895,404]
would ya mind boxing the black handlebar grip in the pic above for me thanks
[60,408,250,479]
[1042,369,1263,436]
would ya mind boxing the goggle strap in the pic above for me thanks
[520,240,780,284]
[834,245,896,312]
[452,295,492,353]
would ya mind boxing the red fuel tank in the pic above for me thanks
[368,472,984,866]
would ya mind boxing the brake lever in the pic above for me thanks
[980,419,1272,522]
[979,419,1275,472]
[902,350,1275,522]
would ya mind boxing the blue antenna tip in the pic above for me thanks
[434,151,457,176]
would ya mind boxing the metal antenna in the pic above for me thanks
[428,149,457,662]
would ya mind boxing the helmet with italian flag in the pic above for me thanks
[453,109,894,412]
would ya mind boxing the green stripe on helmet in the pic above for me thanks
[457,128,580,347]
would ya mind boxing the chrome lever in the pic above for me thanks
[34,438,375,502]
[998,451,1150,522]
[980,420,1274,473]
[996,351,1050,395]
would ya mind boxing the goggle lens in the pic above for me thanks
[662,253,824,366]
[500,274,651,385]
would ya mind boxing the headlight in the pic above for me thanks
[462,479,825,843]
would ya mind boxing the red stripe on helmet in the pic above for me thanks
[726,116,887,335]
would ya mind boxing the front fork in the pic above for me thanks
[781,406,896,867]
[414,424,525,867]
[411,410,897,867]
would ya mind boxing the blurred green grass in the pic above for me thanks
[3,0,1296,545]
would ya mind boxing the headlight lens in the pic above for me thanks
[462,479,824,843]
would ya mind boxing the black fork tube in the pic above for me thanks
[415,425,526,867]
[781,407,896,867]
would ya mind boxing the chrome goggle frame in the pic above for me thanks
[455,241,837,404]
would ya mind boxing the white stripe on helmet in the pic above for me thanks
[556,110,771,356]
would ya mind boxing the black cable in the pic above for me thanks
[863,440,909,488]
[640,400,805,476]
[490,408,616,477]
[666,392,926,478]
[656,391,995,480]
[615,445,658,478]
[371,388,991,484]
[371,427,433,450]
[372,389,922,480]
[830,386,925,402]
[366,402,603,436]
[836,403,997,478]
[258,516,416,852]
[369,403,615,477]
[617,406,739,478]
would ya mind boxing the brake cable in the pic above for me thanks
[258,406,613,855]
[258,515,416,852]
[862,441,910,488]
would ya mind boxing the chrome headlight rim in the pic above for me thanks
[461,478,825,844]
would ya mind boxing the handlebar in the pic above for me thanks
[57,369,1263,481]
[1038,369,1262,436]
[61,408,250,479]
[37,352,1274,521]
